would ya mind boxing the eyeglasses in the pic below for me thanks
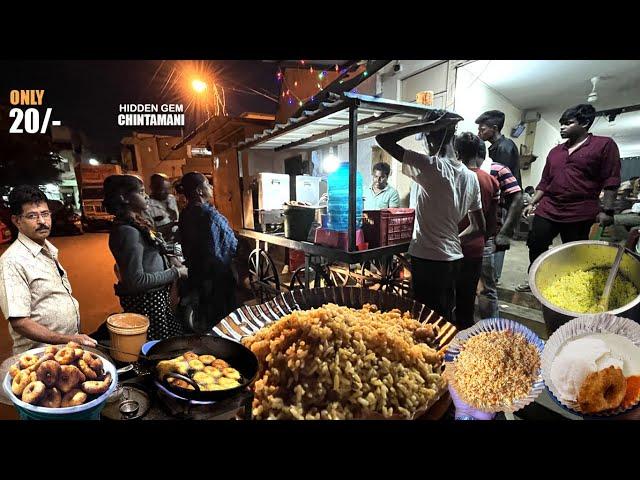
[21,211,51,221]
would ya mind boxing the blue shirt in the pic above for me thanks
[363,184,400,210]
[179,202,237,274]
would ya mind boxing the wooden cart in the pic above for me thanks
[234,92,461,301]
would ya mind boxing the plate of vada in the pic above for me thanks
[542,313,640,417]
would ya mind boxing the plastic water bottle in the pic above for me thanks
[327,162,363,231]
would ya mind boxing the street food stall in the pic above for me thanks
[4,98,640,422]
[234,91,462,301]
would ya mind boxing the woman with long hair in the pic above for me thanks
[103,174,188,340]
[177,172,238,331]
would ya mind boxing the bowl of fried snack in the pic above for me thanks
[241,303,448,420]
[2,342,117,420]
[444,318,545,414]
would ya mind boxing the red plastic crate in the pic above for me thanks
[314,228,367,250]
[289,249,306,271]
[362,208,415,248]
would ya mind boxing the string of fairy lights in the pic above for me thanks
[276,60,368,107]
[152,60,371,129]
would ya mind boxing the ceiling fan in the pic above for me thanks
[587,76,600,103]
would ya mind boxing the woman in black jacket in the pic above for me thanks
[177,172,238,331]
[103,174,188,340]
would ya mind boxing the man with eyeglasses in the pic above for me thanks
[0,185,96,355]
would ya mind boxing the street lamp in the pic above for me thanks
[192,78,211,119]
[192,79,207,93]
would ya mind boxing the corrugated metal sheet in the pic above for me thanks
[236,92,457,151]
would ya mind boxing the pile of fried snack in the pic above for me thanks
[9,342,112,408]
[242,303,445,420]
[446,331,540,410]
[156,352,242,391]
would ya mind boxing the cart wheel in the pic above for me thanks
[361,255,412,297]
[289,265,335,290]
[328,263,355,287]
[248,249,281,303]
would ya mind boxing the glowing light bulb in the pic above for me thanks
[192,79,207,93]
[323,154,340,173]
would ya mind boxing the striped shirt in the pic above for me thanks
[489,162,522,207]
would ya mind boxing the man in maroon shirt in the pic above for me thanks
[455,133,500,328]
[517,104,620,291]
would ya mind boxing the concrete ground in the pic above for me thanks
[498,237,561,290]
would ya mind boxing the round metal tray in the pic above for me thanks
[101,383,151,421]
[212,286,457,350]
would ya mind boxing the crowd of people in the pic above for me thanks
[377,103,620,329]
[0,103,621,360]
[104,171,239,341]
[0,171,238,355]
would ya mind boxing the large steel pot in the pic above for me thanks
[529,240,640,335]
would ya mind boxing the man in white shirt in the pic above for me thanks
[0,185,97,355]
[376,114,485,324]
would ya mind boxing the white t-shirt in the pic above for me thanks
[402,149,482,261]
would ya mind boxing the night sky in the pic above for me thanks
[0,60,280,159]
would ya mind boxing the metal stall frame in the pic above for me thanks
[235,92,461,290]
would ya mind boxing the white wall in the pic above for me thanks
[378,61,449,206]
[453,66,528,163]
[374,60,549,204]
[337,137,377,182]
[310,137,377,187]
[621,146,640,158]
[377,62,531,204]
[521,117,562,190]
[245,149,309,176]
[379,60,443,101]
